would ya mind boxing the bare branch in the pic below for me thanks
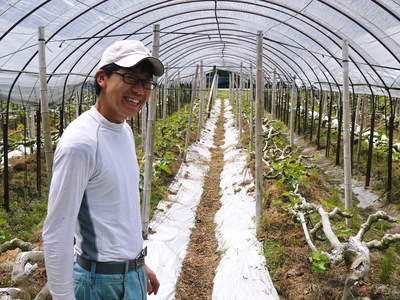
[0,287,25,299]
[297,212,317,252]
[366,233,400,250]
[0,238,33,254]
[310,222,322,237]
[355,210,398,241]
[317,206,341,248]
[33,284,50,300]
[11,251,44,285]
[310,207,352,239]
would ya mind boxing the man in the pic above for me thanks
[43,40,164,300]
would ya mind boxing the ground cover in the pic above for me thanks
[175,99,224,300]
[256,118,400,299]
[293,101,400,205]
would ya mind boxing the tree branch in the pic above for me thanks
[366,233,400,250]
[355,210,398,241]
[11,251,44,285]
[0,238,33,254]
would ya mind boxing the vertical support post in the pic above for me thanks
[235,73,239,127]
[36,109,42,196]
[229,73,232,104]
[387,95,394,203]
[184,65,199,161]
[75,90,80,119]
[177,72,181,116]
[239,62,243,141]
[255,31,264,232]
[27,109,36,140]
[289,76,296,147]
[342,40,352,226]
[38,26,53,183]
[365,95,376,187]
[198,60,204,138]
[2,117,9,211]
[214,73,218,101]
[207,71,218,117]
[272,69,277,118]
[162,63,168,119]
[323,90,328,116]
[354,95,361,128]
[141,103,147,152]
[142,24,161,237]
[249,63,254,150]
[357,96,366,165]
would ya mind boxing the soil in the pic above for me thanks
[259,129,400,299]
[175,102,225,300]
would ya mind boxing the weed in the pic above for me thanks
[330,186,341,206]
[351,204,362,230]
[375,220,393,233]
[218,248,228,255]
[204,218,214,234]
[378,247,397,283]
[263,239,284,278]
[259,216,271,232]
[310,250,330,273]
[288,238,303,247]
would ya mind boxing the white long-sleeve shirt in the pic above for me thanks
[43,107,143,300]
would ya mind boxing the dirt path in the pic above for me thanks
[174,101,225,300]
[292,133,383,214]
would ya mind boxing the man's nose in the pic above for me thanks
[131,84,145,95]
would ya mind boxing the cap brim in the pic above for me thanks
[115,55,164,76]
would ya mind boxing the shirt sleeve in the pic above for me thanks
[42,144,94,300]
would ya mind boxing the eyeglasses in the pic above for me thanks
[112,71,156,90]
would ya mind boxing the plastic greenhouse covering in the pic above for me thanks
[1,0,400,107]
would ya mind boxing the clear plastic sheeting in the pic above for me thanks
[1,0,400,104]
[144,99,220,300]
[212,99,278,300]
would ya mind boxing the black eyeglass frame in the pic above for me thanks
[111,71,156,90]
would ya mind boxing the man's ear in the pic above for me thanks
[95,69,106,89]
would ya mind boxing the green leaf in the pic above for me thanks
[0,218,6,225]
[310,250,330,273]
[396,220,400,224]
[322,200,335,207]
[272,198,283,205]
[157,164,172,174]
[335,228,353,235]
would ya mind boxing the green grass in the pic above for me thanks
[263,239,285,278]
[259,216,271,232]
[379,247,397,283]
[0,199,47,243]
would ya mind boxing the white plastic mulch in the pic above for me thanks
[212,99,279,300]
[145,99,221,300]
[145,98,278,299]
[1,145,33,165]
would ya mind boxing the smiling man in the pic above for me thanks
[43,40,164,300]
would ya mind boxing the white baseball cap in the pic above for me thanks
[98,40,164,76]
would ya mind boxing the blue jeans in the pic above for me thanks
[73,260,147,300]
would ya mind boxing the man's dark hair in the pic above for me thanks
[94,63,120,96]
[94,60,155,96]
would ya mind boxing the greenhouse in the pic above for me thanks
[0,1,399,299]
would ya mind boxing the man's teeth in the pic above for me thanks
[126,98,140,104]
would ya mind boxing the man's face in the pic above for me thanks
[96,65,153,123]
